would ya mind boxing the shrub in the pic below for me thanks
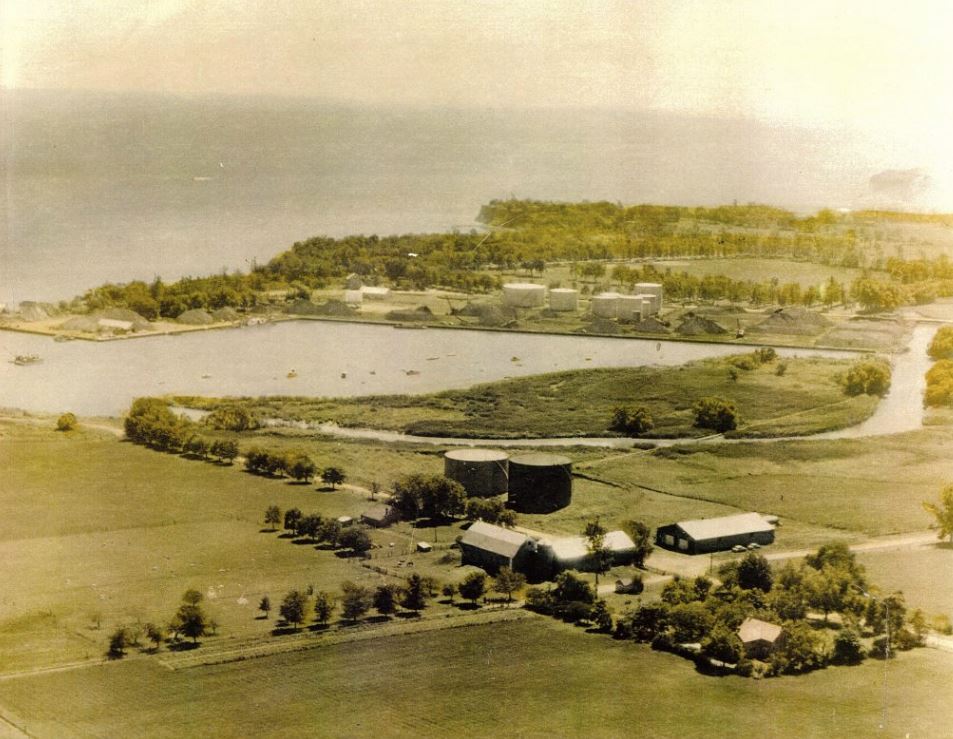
[692,397,738,432]
[840,359,891,397]
[831,628,865,664]
[56,412,78,431]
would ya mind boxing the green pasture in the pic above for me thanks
[0,618,949,738]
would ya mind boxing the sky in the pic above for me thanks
[2,0,952,196]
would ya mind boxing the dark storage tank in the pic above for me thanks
[444,449,509,498]
[507,453,573,513]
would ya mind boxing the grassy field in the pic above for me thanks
[180,353,879,439]
[584,429,953,539]
[0,618,950,738]
[856,545,953,620]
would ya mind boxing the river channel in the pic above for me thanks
[1,321,934,445]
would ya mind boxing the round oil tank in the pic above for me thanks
[444,448,509,498]
[502,283,546,308]
[549,288,579,312]
[507,453,573,513]
[617,295,643,320]
[590,292,620,318]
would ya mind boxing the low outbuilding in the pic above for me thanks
[738,617,785,659]
[459,521,537,575]
[655,512,775,554]
[361,505,399,528]
[540,530,637,574]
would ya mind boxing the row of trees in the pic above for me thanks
[244,447,344,488]
[267,569,524,631]
[109,588,212,658]
[267,506,373,556]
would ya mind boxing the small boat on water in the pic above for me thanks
[287,369,298,378]
[405,370,420,376]
[12,354,42,365]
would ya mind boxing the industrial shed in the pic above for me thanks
[459,521,537,574]
[655,512,775,554]
[539,530,637,576]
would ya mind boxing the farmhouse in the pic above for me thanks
[361,505,399,528]
[655,512,775,554]
[459,521,537,575]
[738,617,785,659]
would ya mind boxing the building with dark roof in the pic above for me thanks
[655,512,775,554]
[459,521,537,574]
[360,505,399,528]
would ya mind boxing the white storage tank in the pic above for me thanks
[617,295,644,320]
[502,283,546,308]
[549,288,579,312]
[591,292,621,318]
[634,293,660,316]
[635,283,663,311]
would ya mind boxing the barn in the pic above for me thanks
[655,512,775,554]
[459,521,537,575]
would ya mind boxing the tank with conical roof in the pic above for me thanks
[444,448,509,498]
[507,453,573,513]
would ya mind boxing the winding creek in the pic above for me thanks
[2,319,933,447]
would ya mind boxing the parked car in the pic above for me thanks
[747,542,761,550]
[731,544,747,553]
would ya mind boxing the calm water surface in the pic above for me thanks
[0,321,856,417]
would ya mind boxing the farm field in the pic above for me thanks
[586,430,950,539]
[0,618,951,738]
[179,353,879,439]
[856,545,953,620]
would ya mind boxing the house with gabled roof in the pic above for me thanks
[655,512,775,554]
[738,617,785,659]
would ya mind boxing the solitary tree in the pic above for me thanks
[264,505,281,531]
[283,508,302,536]
[339,527,373,557]
[923,485,953,543]
[621,520,654,567]
[182,588,204,606]
[279,590,308,630]
[144,622,164,651]
[736,552,773,592]
[401,574,428,613]
[56,412,78,432]
[340,582,373,622]
[289,455,317,483]
[321,467,346,490]
[108,627,129,658]
[584,519,612,587]
[373,584,399,617]
[172,603,207,643]
[459,572,487,606]
[441,582,457,603]
[313,591,335,625]
[492,566,526,603]
[259,595,272,619]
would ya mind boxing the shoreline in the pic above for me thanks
[0,312,885,354]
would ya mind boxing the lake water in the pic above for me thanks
[0,321,854,417]
[1,89,924,304]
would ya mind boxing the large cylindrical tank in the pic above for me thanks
[507,453,573,513]
[444,449,509,498]
[549,288,579,312]
[635,282,663,311]
[617,295,643,320]
[502,283,546,308]
[590,292,620,318]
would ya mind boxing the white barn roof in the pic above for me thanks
[549,530,635,561]
[460,521,529,559]
[677,513,774,542]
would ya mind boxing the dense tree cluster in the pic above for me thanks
[391,474,466,521]
[612,544,924,677]
[464,497,517,527]
[524,571,611,629]
[273,508,373,556]
[609,406,654,436]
